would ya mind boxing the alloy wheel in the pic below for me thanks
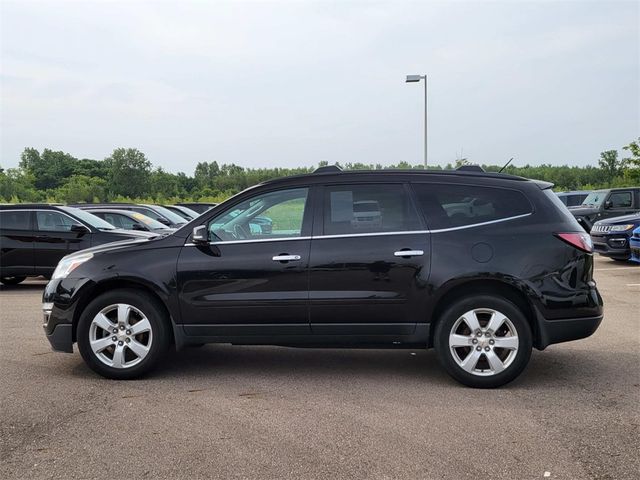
[89,303,153,369]
[449,308,519,376]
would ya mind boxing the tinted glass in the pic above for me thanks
[209,188,308,241]
[36,211,81,232]
[412,183,532,230]
[323,184,421,235]
[609,192,632,208]
[59,206,115,229]
[0,211,31,230]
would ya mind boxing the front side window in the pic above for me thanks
[322,184,421,235]
[609,192,632,208]
[209,188,309,241]
[412,183,532,230]
[0,211,31,230]
[36,211,81,232]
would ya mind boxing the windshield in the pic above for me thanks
[174,206,200,219]
[580,191,607,207]
[143,205,187,225]
[60,206,116,230]
[129,212,171,230]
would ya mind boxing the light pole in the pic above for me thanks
[406,74,427,168]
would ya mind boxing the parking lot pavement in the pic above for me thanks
[0,256,638,480]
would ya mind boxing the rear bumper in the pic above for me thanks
[535,314,603,350]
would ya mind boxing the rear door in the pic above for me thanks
[308,183,430,336]
[33,210,92,276]
[0,210,35,276]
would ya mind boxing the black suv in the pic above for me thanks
[0,204,155,285]
[42,168,603,388]
[569,187,640,231]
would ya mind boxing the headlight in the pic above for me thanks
[52,253,93,280]
[608,224,635,232]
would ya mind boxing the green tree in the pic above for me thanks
[598,150,622,181]
[622,137,640,183]
[19,148,76,189]
[55,175,107,203]
[106,148,151,198]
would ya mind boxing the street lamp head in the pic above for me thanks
[406,74,423,83]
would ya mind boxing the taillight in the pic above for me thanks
[554,232,593,253]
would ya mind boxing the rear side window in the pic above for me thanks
[412,183,532,230]
[0,211,31,230]
[323,184,421,235]
[36,211,81,232]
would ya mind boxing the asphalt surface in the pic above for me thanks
[1,255,638,480]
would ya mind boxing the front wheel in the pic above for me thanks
[434,295,532,388]
[0,276,26,286]
[77,289,170,379]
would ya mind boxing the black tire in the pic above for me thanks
[77,289,171,380]
[434,294,532,388]
[0,276,26,286]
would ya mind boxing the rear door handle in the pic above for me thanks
[272,254,301,262]
[394,250,424,257]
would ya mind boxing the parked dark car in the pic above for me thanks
[175,202,217,214]
[0,204,154,285]
[88,209,175,233]
[43,167,603,388]
[569,187,640,231]
[72,203,187,228]
[589,213,640,261]
[556,190,590,207]
[163,205,201,221]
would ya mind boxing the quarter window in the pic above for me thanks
[322,184,421,235]
[209,188,309,241]
[0,211,31,230]
[412,183,532,230]
[36,211,81,232]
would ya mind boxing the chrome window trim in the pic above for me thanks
[182,212,533,246]
[0,208,90,231]
[427,212,533,233]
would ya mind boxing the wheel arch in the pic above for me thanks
[427,278,539,348]
[71,278,179,348]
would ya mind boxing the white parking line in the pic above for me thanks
[595,267,639,271]
[627,284,640,287]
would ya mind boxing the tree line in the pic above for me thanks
[1,139,638,204]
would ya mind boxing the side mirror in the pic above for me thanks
[132,223,146,231]
[70,224,90,234]
[604,200,612,209]
[192,225,209,244]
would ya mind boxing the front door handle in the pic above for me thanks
[393,250,424,257]
[272,254,301,262]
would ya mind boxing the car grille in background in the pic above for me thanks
[591,225,613,233]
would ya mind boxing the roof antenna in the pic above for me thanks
[498,157,514,173]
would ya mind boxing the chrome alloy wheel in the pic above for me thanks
[89,304,153,369]
[449,308,519,376]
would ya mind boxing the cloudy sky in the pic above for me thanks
[1,0,638,173]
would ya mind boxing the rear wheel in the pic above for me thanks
[77,289,170,379]
[434,295,532,388]
[0,276,26,286]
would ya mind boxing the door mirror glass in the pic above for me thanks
[192,225,209,244]
[604,200,612,209]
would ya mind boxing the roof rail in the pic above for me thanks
[313,165,342,174]
[456,165,485,173]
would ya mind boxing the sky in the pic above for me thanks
[1,0,638,173]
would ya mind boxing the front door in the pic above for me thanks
[177,187,313,337]
[603,190,637,219]
[33,210,91,276]
[309,183,430,336]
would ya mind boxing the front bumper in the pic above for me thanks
[45,323,73,353]
[591,233,630,259]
